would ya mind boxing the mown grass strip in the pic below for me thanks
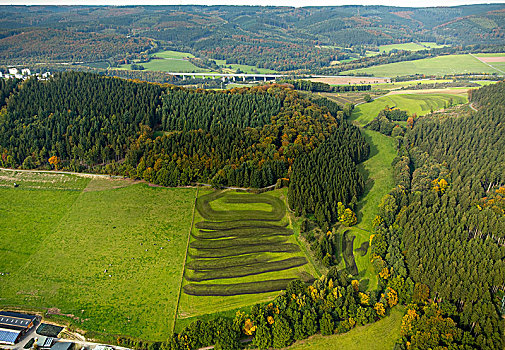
[183,278,298,296]
[190,235,288,249]
[196,191,285,221]
[196,220,288,230]
[189,243,300,258]
[185,257,308,282]
[192,226,293,239]
[186,254,273,270]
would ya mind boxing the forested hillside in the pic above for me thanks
[1,5,505,70]
[0,72,367,201]
[372,82,505,349]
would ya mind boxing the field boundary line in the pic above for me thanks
[172,186,199,334]
[469,53,505,75]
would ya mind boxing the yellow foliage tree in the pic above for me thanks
[351,279,359,291]
[374,302,386,317]
[385,287,398,307]
[359,292,370,305]
[48,155,60,171]
[243,319,256,335]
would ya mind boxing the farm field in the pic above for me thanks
[289,306,404,350]
[344,54,504,77]
[152,50,195,59]
[119,58,209,73]
[377,42,442,53]
[321,91,386,106]
[177,189,317,320]
[350,93,468,125]
[214,59,277,74]
[371,79,497,91]
[0,170,196,340]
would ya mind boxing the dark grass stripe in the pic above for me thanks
[186,254,274,270]
[190,236,288,249]
[189,243,300,259]
[342,230,358,275]
[196,220,288,231]
[192,226,293,240]
[183,278,297,296]
[185,257,307,282]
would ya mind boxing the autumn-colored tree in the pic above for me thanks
[407,116,415,129]
[374,302,386,317]
[384,287,398,307]
[412,283,430,304]
[48,155,60,170]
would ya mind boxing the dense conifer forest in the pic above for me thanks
[0,72,366,191]
[372,82,505,349]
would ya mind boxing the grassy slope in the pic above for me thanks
[120,59,208,73]
[215,59,277,74]
[0,172,196,340]
[345,54,501,76]
[177,189,317,320]
[289,306,404,350]
[351,93,468,125]
[153,50,195,59]
[346,130,396,290]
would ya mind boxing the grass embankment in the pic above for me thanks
[288,306,404,350]
[351,93,468,125]
[177,189,317,320]
[0,170,196,340]
[344,54,503,76]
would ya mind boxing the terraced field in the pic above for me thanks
[178,190,316,318]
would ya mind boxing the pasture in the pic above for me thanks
[214,59,277,74]
[152,50,195,59]
[377,42,447,53]
[344,54,503,77]
[327,130,396,290]
[0,170,196,340]
[350,93,468,125]
[289,306,404,349]
[119,59,208,73]
[177,189,316,319]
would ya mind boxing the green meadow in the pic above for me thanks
[0,170,196,340]
[345,54,502,76]
[350,93,468,125]
[215,59,277,74]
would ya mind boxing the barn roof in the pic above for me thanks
[0,311,36,331]
[0,328,21,345]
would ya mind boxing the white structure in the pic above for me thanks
[8,67,18,75]
[21,68,31,76]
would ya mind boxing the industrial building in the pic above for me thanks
[0,311,38,345]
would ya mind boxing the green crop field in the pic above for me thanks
[214,59,277,74]
[351,93,468,125]
[289,306,404,349]
[119,59,208,73]
[377,42,432,52]
[152,50,195,59]
[177,189,317,320]
[0,170,196,340]
[344,54,503,77]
